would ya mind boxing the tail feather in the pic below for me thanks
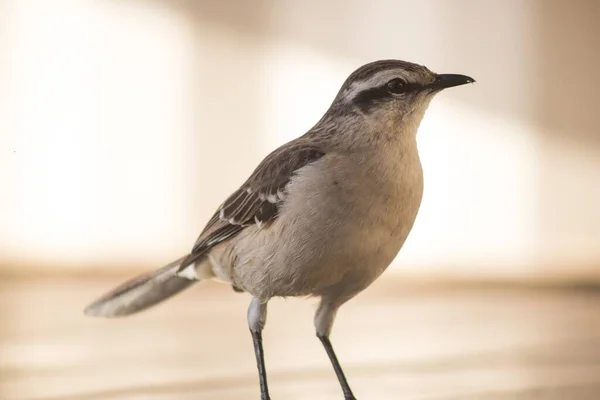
[84,255,197,318]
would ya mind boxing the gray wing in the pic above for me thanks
[177,139,325,271]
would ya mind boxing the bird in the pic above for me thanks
[84,59,474,400]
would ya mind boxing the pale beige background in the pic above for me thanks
[1,0,599,282]
[2,3,600,400]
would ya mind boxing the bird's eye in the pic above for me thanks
[386,78,407,94]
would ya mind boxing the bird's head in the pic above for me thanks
[329,60,474,135]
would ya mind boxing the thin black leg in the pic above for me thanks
[318,334,357,400]
[251,329,270,400]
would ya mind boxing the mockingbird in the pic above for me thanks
[84,59,474,400]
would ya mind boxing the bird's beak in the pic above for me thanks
[430,74,475,90]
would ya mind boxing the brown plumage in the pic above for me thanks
[84,59,474,400]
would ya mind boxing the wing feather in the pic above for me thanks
[177,138,325,271]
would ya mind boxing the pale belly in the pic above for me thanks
[215,153,424,300]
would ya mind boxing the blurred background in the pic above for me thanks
[1,1,599,399]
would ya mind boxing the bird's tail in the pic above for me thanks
[84,255,200,318]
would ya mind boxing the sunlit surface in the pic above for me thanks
[1,277,600,400]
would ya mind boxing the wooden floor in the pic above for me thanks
[1,276,600,400]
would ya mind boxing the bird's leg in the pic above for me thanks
[318,335,356,400]
[248,297,270,400]
[315,301,357,400]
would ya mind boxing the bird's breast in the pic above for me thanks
[223,149,424,300]
[273,150,424,290]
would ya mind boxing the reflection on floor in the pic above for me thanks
[1,276,600,400]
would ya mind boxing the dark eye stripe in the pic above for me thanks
[353,82,424,113]
[397,82,424,92]
[352,87,392,113]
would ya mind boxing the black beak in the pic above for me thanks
[430,74,475,90]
